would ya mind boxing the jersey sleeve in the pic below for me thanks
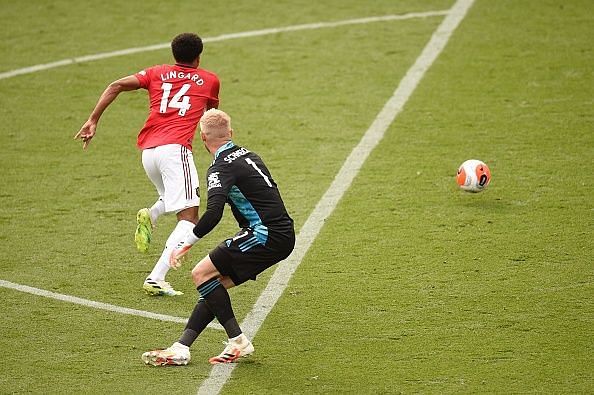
[191,164,235,238]
[207,74,220,109]
[134,66,154,89]
[192,193,226,238]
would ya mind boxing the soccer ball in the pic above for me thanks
[456,159,491,192]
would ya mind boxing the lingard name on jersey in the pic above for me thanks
[160,70,204,86]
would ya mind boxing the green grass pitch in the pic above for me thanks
[0,0,592,393]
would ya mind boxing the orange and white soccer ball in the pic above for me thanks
[456,159,491,192]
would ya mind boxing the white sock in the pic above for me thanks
[147,220,195,281]
[149,199,166,225]
[230,333,247,343]
[171,342,189,351]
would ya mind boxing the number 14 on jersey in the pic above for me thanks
[160,83,191,116]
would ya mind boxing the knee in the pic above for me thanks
[190,256,220,286]
[191,266,204,286]
[177,207,199,224]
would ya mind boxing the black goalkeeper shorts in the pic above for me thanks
[209,226,295,286]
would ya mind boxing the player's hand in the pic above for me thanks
[74,120,97,150]
[169,241,193,269]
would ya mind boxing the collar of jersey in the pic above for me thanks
[175,63,198,69]
[214,141,236,160]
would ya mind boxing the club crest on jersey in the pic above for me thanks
[207,172,222,190]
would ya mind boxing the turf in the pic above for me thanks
[0,0,592,393]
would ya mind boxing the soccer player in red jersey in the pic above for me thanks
[75,33,220,296]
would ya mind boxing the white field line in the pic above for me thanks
[197,0,476,393]
[0,279,223,330]
[0,10,447,81]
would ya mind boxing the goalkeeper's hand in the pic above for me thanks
[169,232,200,269]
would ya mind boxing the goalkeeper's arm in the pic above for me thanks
[170,193,227,268]
[192,193,226,239]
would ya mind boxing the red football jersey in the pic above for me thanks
[134,63,220,150]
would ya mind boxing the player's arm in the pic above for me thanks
[192,193,226,238]
[206,76,220,110]
[169,192,227,269]
[74,75,141,149]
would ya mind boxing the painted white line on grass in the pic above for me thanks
[0,10,447,81]
[197,0,476,393]
[0,279,223,330]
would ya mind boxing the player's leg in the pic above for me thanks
[144,208,197,292]
[144,144,200,296]
[142,230,295,366]
[190,255,254,364]
[192,256,241,338]
[136,148,165,253]
[147,198,166,225]
[143,216,195,296]
[141,268,237,366]
[142,294,213,365]
[178,275,235,346]
[202,228,295,363]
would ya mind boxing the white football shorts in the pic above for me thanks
[141,144,200,213]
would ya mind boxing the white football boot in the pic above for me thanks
[143,279,183,296]
[142,342,190,366]
[208,333,254,364]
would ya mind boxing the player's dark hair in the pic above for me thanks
[171,33,203,64]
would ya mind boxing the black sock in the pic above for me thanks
[197,278,242,339]
[178,298,215,347]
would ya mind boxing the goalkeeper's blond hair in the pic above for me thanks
[200,108,232,139]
